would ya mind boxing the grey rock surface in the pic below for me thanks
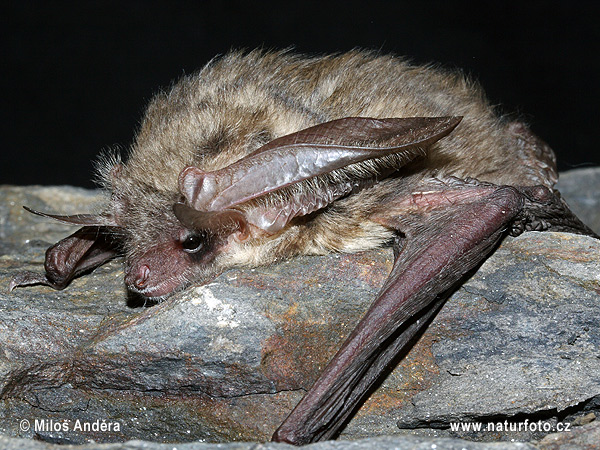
[0,433,540,450]
[1,168,599,449]
[2,420,600,450]
[557,167,600,235]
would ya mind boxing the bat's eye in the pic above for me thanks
[181,233,203,253]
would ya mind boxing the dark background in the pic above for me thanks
[3,1,599,188]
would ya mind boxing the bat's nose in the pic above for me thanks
[135,264,150,288]
[126,264,150,289]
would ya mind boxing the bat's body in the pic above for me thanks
[10,51,596,444]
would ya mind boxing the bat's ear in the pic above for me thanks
[178,116,462,233]
[22,206,119,227]
[179,116,462,211]
[172,203,249,240]
[178,166,209,212]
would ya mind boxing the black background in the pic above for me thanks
[3,1,599,188]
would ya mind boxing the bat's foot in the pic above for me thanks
[511,185,598,238]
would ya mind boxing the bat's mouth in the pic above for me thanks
[127,282,178,301]
[125,268,187,301]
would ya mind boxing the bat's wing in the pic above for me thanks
[9,226,120,291]
[273,179,529,444]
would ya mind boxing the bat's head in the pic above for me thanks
[120,202,250,300]
[97,163,253,300]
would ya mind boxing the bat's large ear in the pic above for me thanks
[180,117,462,211]
[22,206,119,227]
[178,116,461,233]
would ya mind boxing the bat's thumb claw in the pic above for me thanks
[272,425,312,445]
[271,429,294,444]
[8,272,50,292]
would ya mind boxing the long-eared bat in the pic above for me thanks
[10,50,597,445]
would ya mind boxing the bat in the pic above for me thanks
[9,50,597,445]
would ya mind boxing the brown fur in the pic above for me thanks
[106,51,555,276]
[95,50,556,296]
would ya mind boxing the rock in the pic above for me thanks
[557,167,600,234]
[0,433,539,450]
[393,232,600,440]
[0,169,599,448]
[537,420,600,449]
